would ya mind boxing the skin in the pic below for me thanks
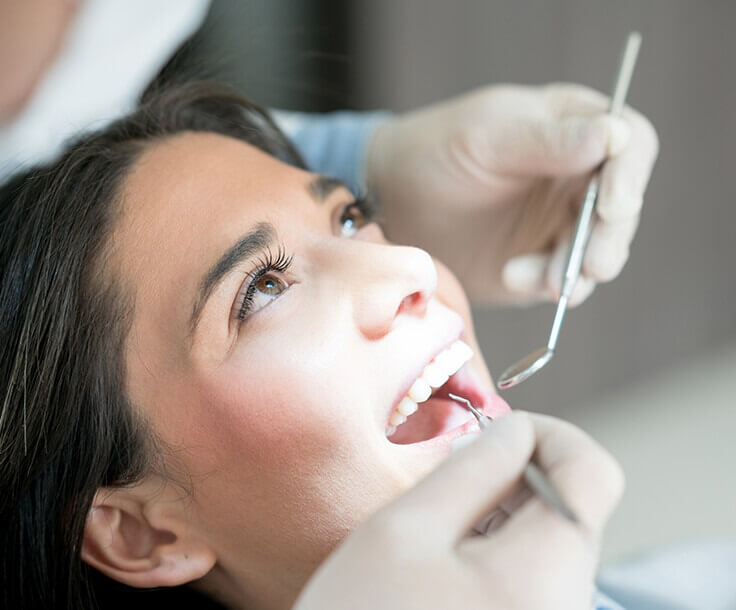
[0,0,78,122]
[95,132,507,609]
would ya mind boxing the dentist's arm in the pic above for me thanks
[294,412,624,610]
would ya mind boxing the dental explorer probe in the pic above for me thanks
[497,31,642,390]
[448,393,578,524]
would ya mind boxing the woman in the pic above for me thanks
[0,82,623,609]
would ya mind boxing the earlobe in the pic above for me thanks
[81,488,216,589]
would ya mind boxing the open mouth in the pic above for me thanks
[386,340,490,445]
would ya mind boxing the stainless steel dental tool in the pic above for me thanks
[448,393,578,523]
[497,32,642,390]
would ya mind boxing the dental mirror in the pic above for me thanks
[497,31,641,390]
[497,346,554,389]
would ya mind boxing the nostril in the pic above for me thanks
[397,291,427,317]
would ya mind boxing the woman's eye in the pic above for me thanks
[339,202,369,237]
[255,273,286,296]
[237,272,289,321]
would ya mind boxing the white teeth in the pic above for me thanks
[451,340,474,363]
[397,396,419,416]
[447,354,465,376]
[386,339,475,437]
[408,377,432,403]
[434,350,456,372]
[389,411,407,427]
[443,348,469,376]
[423,362,449,389]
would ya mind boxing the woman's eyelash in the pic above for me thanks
[236,245,293,321]
[235,197,377,323]
[352,194,380,222]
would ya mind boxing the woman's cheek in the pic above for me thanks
[434,256,473,322]
[204,350,346,450]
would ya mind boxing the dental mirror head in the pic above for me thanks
[495,31,641,391]
[497,347,553,389]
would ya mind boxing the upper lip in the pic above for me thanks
[385,322,466,427]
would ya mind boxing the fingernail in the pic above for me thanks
[502,255,546,292]
[606,117,631,157]
[450,432,481,454]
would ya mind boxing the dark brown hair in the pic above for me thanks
[0,82,304,609]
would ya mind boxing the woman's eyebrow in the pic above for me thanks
[308,174,350,203]
[188,176,347,336]
[189,222,275,335]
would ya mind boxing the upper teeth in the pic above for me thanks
[387,339,474,433]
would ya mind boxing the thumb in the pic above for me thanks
[499,115,631,177]
[384,412,535,548]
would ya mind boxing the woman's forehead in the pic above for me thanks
[115,131,349,255]
[112,133,308,354]
[120,132,308,219]
[113,131,354,381]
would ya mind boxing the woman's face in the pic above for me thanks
[114,132,509,600]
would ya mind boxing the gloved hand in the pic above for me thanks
[293,412,624,610]
[366,83,659,306]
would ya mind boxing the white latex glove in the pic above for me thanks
[293,412,624,610]
[366,83,659,306]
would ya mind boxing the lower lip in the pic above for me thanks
[479,391,512,418]
[450,364,511,418]
[401,415,479,451]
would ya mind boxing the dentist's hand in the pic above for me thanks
[293,412,624,610]
[367,83,658,306]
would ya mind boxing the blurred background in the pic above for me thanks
[109,1,736,564]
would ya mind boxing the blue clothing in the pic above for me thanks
[598,540,736,610]
[595,589,626,609]
[273,109,390,194]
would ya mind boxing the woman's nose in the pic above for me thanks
[349,242,438,340]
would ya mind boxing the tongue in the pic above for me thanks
[389,397,470,444]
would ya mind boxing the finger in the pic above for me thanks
[521,413,624,535]
[477,498,601,601]
[379,412,535,548]
[545,84,658,221]
[545,236,598,307]
[499,114,630,177]
[470,476,531,536]
[544,82,611,117]
[501,254,549,302]
[597,110,659,223]
[471,507,509,536]
[544,83,632,160]
[545,233,571,299]
[463,413,621,586]
[582,215,639,282]
[566,275,596,308]
[504,240,597,306]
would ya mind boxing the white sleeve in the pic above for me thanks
[0,0,210,182]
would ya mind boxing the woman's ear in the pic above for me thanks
[81,483,216,589]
